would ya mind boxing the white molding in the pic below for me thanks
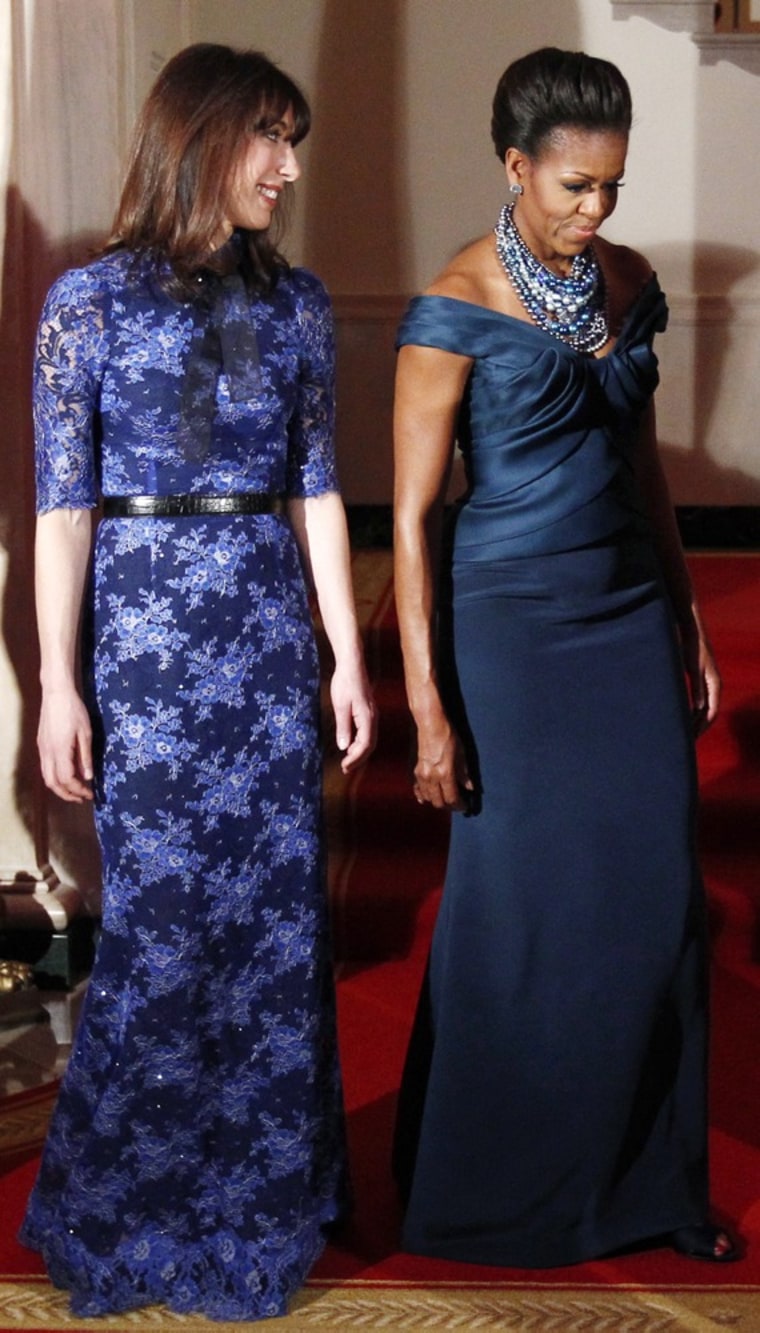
[333,294,408,323]
[611,0,760,66]
[0,863,60,894]
[692,33,760,70]
[34,884,84,931]
[121,0,137,159]
[121,0,195,141]
[610,1,715,34]
[179,0,193,48]
[0,861,84,929]
[668,292,760,325]
[333,291,760,328]
[0,881,84,930]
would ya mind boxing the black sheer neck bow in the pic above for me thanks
[176,248,262,459]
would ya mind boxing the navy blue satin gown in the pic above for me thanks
[393,277,709,1268]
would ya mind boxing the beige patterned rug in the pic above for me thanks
[1,1274,759,1330]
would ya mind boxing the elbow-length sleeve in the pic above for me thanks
[34,267,109,513]
[285,270,339,498]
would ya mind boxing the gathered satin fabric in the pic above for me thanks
[393,277,709,1268]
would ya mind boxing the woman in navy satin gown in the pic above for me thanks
[392,48,738,1268]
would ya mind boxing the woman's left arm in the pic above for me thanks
[288,492,377,771]
[634,400,720,733]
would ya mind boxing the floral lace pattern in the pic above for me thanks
[22,253,347,1320]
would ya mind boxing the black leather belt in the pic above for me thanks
[102,493,285,518]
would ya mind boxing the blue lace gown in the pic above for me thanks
[393,278,710,1267]
[21,249,347,1319]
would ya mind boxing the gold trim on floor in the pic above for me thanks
[0,1279,759,1330]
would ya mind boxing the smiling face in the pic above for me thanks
[506,127,628,275]
[215,107,301,245]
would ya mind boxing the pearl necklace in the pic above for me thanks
[493,203,608,353]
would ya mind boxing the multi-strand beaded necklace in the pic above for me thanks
[494,203,608,353]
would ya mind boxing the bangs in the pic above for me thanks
[250,70,311,145]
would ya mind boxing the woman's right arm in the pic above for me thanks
[393,341,474,810]
[32,269,105,802]
[36,508,94,802]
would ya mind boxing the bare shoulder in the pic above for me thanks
[396,240,486,386]
[425,236,494,304]
[596,237,653,316]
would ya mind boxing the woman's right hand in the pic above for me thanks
[34,509,95,801]
[37,687,94,802]
[413,714,473,812]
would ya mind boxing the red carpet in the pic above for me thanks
[1,551,758,1329]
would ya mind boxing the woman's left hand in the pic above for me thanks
[331,660,377,773]
[681,619,721,736]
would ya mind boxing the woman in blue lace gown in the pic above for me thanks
[393,49,738,1267]
[21,44,375,1320]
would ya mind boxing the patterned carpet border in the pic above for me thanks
[0,1277,759,1330]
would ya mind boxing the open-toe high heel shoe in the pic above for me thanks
[670,1223,740,1263]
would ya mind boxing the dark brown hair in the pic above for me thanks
[491,47,632,163]
[106,43,310,296]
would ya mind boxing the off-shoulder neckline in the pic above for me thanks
[408,273,660,362]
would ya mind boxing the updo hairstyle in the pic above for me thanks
[491,47,632,163]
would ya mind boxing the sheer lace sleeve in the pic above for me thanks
[285,270,339,499]
[34,266,109,513]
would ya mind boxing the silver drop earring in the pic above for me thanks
[509,182,524,196]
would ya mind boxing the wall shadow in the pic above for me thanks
[0,0,123,906]
[298,0,580,502]
[299,0,411,503]
[0,185,42,875]
[302,0,410,294]
[0,185,102,905]
[645,241,760,506]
